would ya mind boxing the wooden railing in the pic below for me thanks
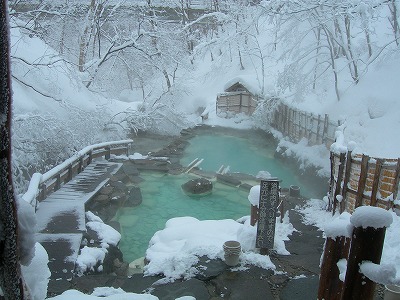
[22,139,133,207]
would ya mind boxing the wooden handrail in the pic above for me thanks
[22,139,132,207]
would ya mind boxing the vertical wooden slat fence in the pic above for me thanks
[329,151,400,214]
[272,103,339,148]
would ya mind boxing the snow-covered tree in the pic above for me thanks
[0,1,27,298]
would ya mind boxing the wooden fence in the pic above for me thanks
[329,151,400,214]
[272,103,341,148]
[22,140,132,206]
[216,92,258,116]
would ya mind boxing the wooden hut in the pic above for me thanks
[216,81,259,117]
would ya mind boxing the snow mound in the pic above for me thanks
[144,215,296,280]
[350,206,393,229]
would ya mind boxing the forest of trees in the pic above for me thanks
[5,0,400,189]
[1,0,400,298]
[5,0,400,193]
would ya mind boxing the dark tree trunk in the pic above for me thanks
[0,1,26,299]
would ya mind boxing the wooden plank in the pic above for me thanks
[370,159,383,206]
[328,152,335,211]
[342,225,386,300]
[386,158,400,209]
[321,114,329,143]
[355,155,369,208]
[332,152,346,215]
[341,151,353,213]
[316,115,321,144]
[318,236,351,300]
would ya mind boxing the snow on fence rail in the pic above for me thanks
[272,103,341,148]
[22,139,133,207]
[329,151,400,214]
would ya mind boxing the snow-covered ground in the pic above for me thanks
[299,198,400,285]
[6,2,400,299]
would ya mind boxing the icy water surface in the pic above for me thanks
[115,130,327,262]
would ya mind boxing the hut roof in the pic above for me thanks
[223,76,261,96]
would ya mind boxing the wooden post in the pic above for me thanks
[355,154,369,208]
[390,158,400,209]
[340,150,353,213]
[67,164,73,182]
[126,145,129,156]
[328,152,335,211]
[342,215,390,300]
[250,205,258,226]
[239,93,242,114]
[318,236,351,300]
[88,150,93,165]
[78,157,84,173]
[322,114,329,144]
[316,114,321,144]
[370,159,383,206]
[285,106,290,136]
[39,183,47,201]
[308,113,314,144]
[55,174,61,191]
[105,146,111,160]
[332,152,346,215]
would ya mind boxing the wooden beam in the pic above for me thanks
[355,154,369,208]
[370,159,383,206]
[332,152,346,215]
[340,150,353,213]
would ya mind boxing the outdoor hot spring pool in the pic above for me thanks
[113,130,327,262]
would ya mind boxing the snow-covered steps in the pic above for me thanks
[36,161,121,233]
[35,161,122,283]
[36,233,82,281]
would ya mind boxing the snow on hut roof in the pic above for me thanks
[223,76,262,96]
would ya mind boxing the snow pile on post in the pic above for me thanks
[323,212,353,239]
[248,185,260,207]
[350,206,393,229]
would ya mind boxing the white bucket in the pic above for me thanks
[384,285,400,300]
[223,240,241,266]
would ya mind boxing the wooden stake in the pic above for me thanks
[370,159,383,206]
[332,152,346,215]
[250,205,258,226]
[355,154,369,208]
[340,151,353,213]
[390,158,400,209]
[318,236,351,300]
[342,226,387,300]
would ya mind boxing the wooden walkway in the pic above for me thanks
[35,161,122,282]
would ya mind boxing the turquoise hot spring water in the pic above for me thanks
[114,131,327,262]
